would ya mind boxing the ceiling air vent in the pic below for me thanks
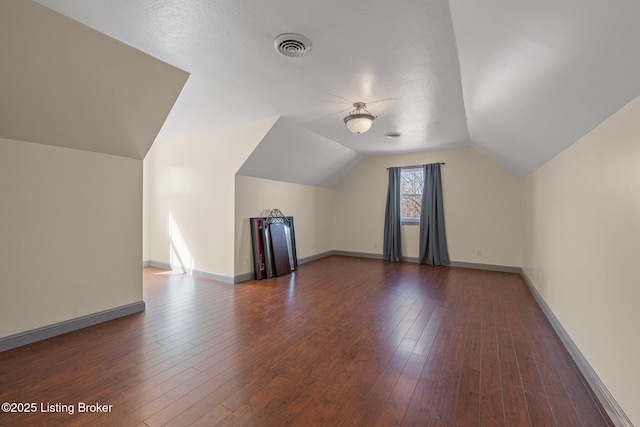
[274,33,312,57]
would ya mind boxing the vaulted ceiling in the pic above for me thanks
[0,0,188,160]
[9,0,640,178]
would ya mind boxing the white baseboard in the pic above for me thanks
[0,301,145,353]
[233,272,254,283]
[145,260,240,284]
[302,252,631,425]
[519,269,632,427]
[298,251,335,265]
[449,260,521,273]
[331,251,521,273]
[144,254,630,426]
[332,250,383,260]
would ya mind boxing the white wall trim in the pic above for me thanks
[234,272,254,283]
[147,260,171,270]
[519,269,632,427]
[142,254,628,426]
[145,252,354,284]
[0,301,145,353]
[232,252,335,283]
[146,260,237,284]
[147,252,505,284]
[449,261,521,273]
[298,251,336,265]
[331,251,521,273]
[193,269,235,284]
[332,250,383,260]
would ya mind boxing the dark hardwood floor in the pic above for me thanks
[0,256,612,426]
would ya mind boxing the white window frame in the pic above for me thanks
[400,167,423,225]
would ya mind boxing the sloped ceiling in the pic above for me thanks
[237,118,364,188]
[18,0,640,177]
[451,0,640,176]
[0,0,188,160]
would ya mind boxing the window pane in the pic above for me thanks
[400,168,423,222]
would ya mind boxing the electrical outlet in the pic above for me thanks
[244,257,249,265]
[546,280,551,293]
[374,243,377,248]
[477,250,481,257]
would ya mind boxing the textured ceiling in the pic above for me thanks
[451,0,640,176]
[237,118,364,188]
[26,0,640,177]
[0,0,188,160]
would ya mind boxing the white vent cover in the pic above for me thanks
[274,33,312,57]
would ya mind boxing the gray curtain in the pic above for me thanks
[419,163,450,265]
[383,167,402,261]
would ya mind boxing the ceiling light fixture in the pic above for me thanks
[385,132,402,138]
[343,102,377,134]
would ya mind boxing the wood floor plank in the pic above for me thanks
[479,301,506,426]
[0,258,614,426]
[339,337,418,426]
[189,405,232,427]
[452,295,482,426]
[372,352,427,427]
[495,293,531,427]
[508,307,559,426]
[426,291,473,425]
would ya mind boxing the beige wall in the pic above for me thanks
[141,106,640,422]
[144,118,277,278]
[234,176,335,276]
[333,147,523,266]
[522,95,640,425]
[143,153,150,262]
[150,143,523,278]
[146,125,523,280]
[0,138,143,337]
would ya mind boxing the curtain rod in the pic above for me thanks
[387,163,445,170]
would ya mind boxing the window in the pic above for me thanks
[400,167,423,224]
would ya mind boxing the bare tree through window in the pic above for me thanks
[400,167,423,224]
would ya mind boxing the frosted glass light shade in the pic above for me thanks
[344,113,375,134]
